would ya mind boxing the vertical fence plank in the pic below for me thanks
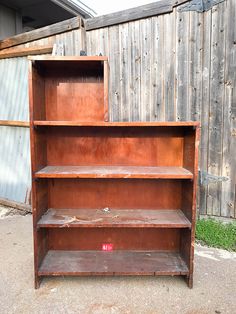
[189,12,203,122]
[207,3,226,216]
[140,18,152,121]
[221,0,236,218]
[199,10,212,215]
[188,11,203,213]
[129,20,141,121]
[119,23,130,121]
[150,15,164,121]
[108,26,121,121]
[176,10,190,121]
[163,13,176,121]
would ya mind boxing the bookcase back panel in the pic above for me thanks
[45,77,104,121]
[48,228,180,251]
[48,179,182,209]
[46,127,184,167]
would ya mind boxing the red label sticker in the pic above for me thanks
[102,243,113,251]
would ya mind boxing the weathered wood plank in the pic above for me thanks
[72,29,86,55]
[150,16,164,121]
[52,43,64,56]
[37,208,191,228]
[188,12,203,122]
[221,0,236,218]
[176,9,190,120]
[86,29,96,55]
[0,17,81,50]
[119,23,130,121]
[39,250,189,276]
[129,20,141,121]
[35,165,193,179]
[207,2,226,216]
[163,12,176,121]
[0,45,53,59]
[0,120,29,127]
[188,12,203,214]
[199,9,212,215]
[108,26,121,121]
[62,30,74,56]
[85,0,189,30]
[140,18,152,121]
[0,197,31,213]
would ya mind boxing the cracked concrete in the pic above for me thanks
[0,213,235,314]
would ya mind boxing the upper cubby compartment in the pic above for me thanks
[29,56,109,122]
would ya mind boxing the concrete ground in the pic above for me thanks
[0,210,236,314]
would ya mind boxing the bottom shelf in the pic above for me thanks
[38,250,189,276]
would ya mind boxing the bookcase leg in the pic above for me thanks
[34,274,42,289]
[185,274,193,289]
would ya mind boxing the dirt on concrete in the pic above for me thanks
[0,212,235,314]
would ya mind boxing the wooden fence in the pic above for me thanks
[85,0,236,219]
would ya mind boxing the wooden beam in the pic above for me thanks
[85,0,190,30]
[0,197,31,213]
[0,17,81,50]
[0,120,30,127]
[28,56,108,61]
[0,45,53,59]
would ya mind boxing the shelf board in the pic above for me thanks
[33,121,200,127]
[35,166,193,179]
[38,250,189,276]
[37,209,191,228]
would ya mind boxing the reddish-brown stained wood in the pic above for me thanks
[37,208,191,228]
[44,126,185,168]
[30,58,109,123]
[48,228,180,250]
[35,165,193,179]
[183,125,200,288]
[48,179,182,210]
[38,250,189,276]
[29,61,48,288]
[34,121,199,127]
[44,73,104,122]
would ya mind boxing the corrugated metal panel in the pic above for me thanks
[0,57,29,121]
[0,29,86,205]
[0,57,31,204]
[0,126,31,204]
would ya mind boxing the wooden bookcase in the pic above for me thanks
[29,57,200,289]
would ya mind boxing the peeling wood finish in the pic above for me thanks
[37,208,191,228]
[39,250,189,276]
[35,165,193,179]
